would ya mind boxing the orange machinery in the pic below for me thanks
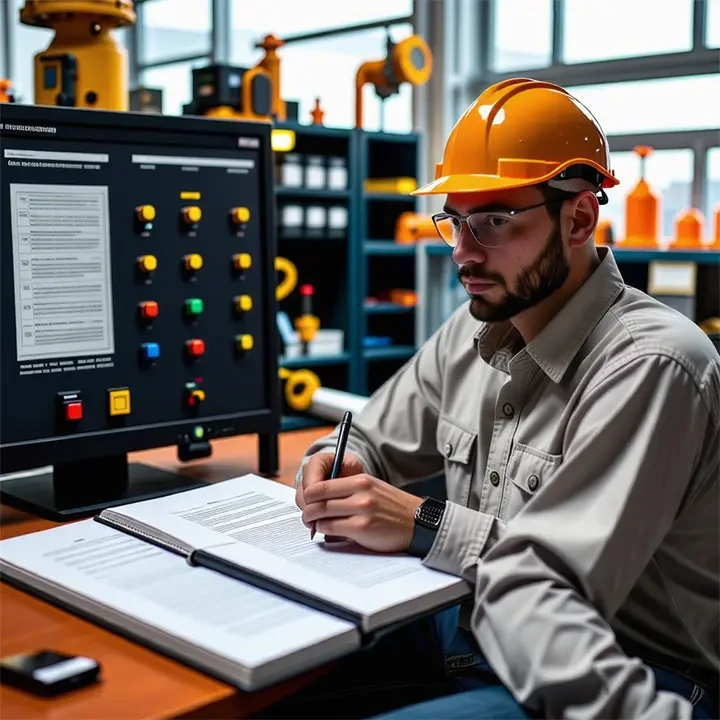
[355,34,433,129]
[182,35,289,123]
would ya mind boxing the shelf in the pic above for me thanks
[281,416,330,432]
[364,302,415,314]
[364,240,416,256]
[363,345,416,360]
[420,243,720,264]
[363,131,420,144]
[279,353,351,368]
[611,248,720,264]
[276,187,350,199]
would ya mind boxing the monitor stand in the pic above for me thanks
[0,454,206,523]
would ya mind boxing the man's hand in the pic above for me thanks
[301,473,423,554]
[295,452,365,511]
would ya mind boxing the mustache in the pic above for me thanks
[457,264,504,285]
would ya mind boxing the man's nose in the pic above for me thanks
[452,226,487,267]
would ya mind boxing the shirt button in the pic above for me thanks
[444,442,453,457]
[489,471,500,486]
[502,403,514,418]
[527,474,539,491]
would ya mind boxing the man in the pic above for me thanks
[270,79,720,719]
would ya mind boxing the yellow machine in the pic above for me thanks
[355,34,433,129]
[278,368,322,412]
[254,34,286,121]
[20,0,135,110]
[183,34,291,124]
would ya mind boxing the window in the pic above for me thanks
[601,149,694,244]
[491,0,552,72]
[141,0,211,65]
[230,0,412,44]
[567,75,720,135]
[274,24,414,131]
[708,0,720,47]
[706,147,720,240]
[141,58,209,115]
[563,0,693,63]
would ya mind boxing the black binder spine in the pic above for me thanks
[190,548,364,629]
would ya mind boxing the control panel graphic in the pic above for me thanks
[0,105,280,477]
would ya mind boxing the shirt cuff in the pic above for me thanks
[422,501,495,583]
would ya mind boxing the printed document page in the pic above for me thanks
[107,475,469,629]
[0,519,358,687]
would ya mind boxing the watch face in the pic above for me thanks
[417,498,445,528]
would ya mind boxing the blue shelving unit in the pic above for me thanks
[355,130,421,395]
[273,122,358,429]
[272,124,425,419]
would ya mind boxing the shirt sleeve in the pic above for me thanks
[298,314,454,487]
[470,353,716,719]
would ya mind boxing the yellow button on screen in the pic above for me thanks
[233,253,252,271]
[109,388,131,416]
[236,334,254,351]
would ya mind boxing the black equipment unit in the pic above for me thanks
[0,104,281,520]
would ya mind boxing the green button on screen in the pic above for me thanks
[186,298,204,315]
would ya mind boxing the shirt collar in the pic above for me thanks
[473,247,625,382]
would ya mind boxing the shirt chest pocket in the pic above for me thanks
[436,416,477,507]
[502,442,563,520]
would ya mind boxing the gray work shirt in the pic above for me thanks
[299,247,719,718]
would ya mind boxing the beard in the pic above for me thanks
[458,223,570,323]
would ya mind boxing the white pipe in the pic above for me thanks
[308,387,369,423]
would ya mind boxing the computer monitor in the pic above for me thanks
[0,103,281,521]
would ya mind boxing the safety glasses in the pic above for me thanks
[431,199,572,248]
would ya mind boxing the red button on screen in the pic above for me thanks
[186,339,205,357]
[65,401,83,421]
[140,301,159,319]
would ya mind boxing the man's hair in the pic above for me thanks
[539,174,601,222]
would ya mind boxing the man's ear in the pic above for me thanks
[566,190,600,248]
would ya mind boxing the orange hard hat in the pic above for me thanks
[412,78,619,196]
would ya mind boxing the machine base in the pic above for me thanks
[0,454,206,522]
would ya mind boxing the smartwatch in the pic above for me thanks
[408,497,446,558]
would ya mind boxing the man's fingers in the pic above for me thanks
[303,496,373,524]
[316,515,370,540]
[302,453,365,491]
[303,474,373,504]
[301,454,334,490]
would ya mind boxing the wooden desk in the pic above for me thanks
[0,427,332,720]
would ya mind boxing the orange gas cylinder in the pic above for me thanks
[624,145,660,248]
[671,208,704,249]
[395,212,437,244]
[594,218,614,246]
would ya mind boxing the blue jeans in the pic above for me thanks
[256,606,717,719]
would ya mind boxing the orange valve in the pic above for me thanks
[230,206,251,224]
[136,204,156,223]
[182,206,202,225]
[310,97,325,125]
[186,338,205,358]
[232,253,252,271]
[234,294,253,312]
[671,209,704,249]
[138,254,157,272]
[624,145,660,248]
[184,253,203,271]
[711,205,720,249]
[139,301,159,319]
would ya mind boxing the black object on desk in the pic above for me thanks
[0,650,101,697]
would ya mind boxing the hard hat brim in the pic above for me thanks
[412,165,619,196]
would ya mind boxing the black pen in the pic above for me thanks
[310,411,353,540]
